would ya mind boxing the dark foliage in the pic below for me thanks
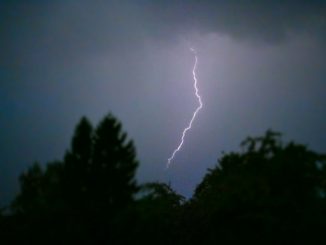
[5,114,139,244]
[1,115,326,245]
[188,130,326,244]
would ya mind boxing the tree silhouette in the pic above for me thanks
[90,114,138,209]
[188,130,326,244]
[63,116,93,204]
[12,163,45,214]
[128,182,185,245]
[10,113,139,244]
[4,123,326,244]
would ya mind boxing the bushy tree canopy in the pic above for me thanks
[190,130,326,244]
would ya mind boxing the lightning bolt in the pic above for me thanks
[167,47,203,168]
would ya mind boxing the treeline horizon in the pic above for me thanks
[1,113,326,244]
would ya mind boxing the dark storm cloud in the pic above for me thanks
[1,0,325,93]
[1,0,325,64]
[0,1,147,66]
[145,0,326,43]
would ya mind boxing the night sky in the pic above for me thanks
[1,1,326,206]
